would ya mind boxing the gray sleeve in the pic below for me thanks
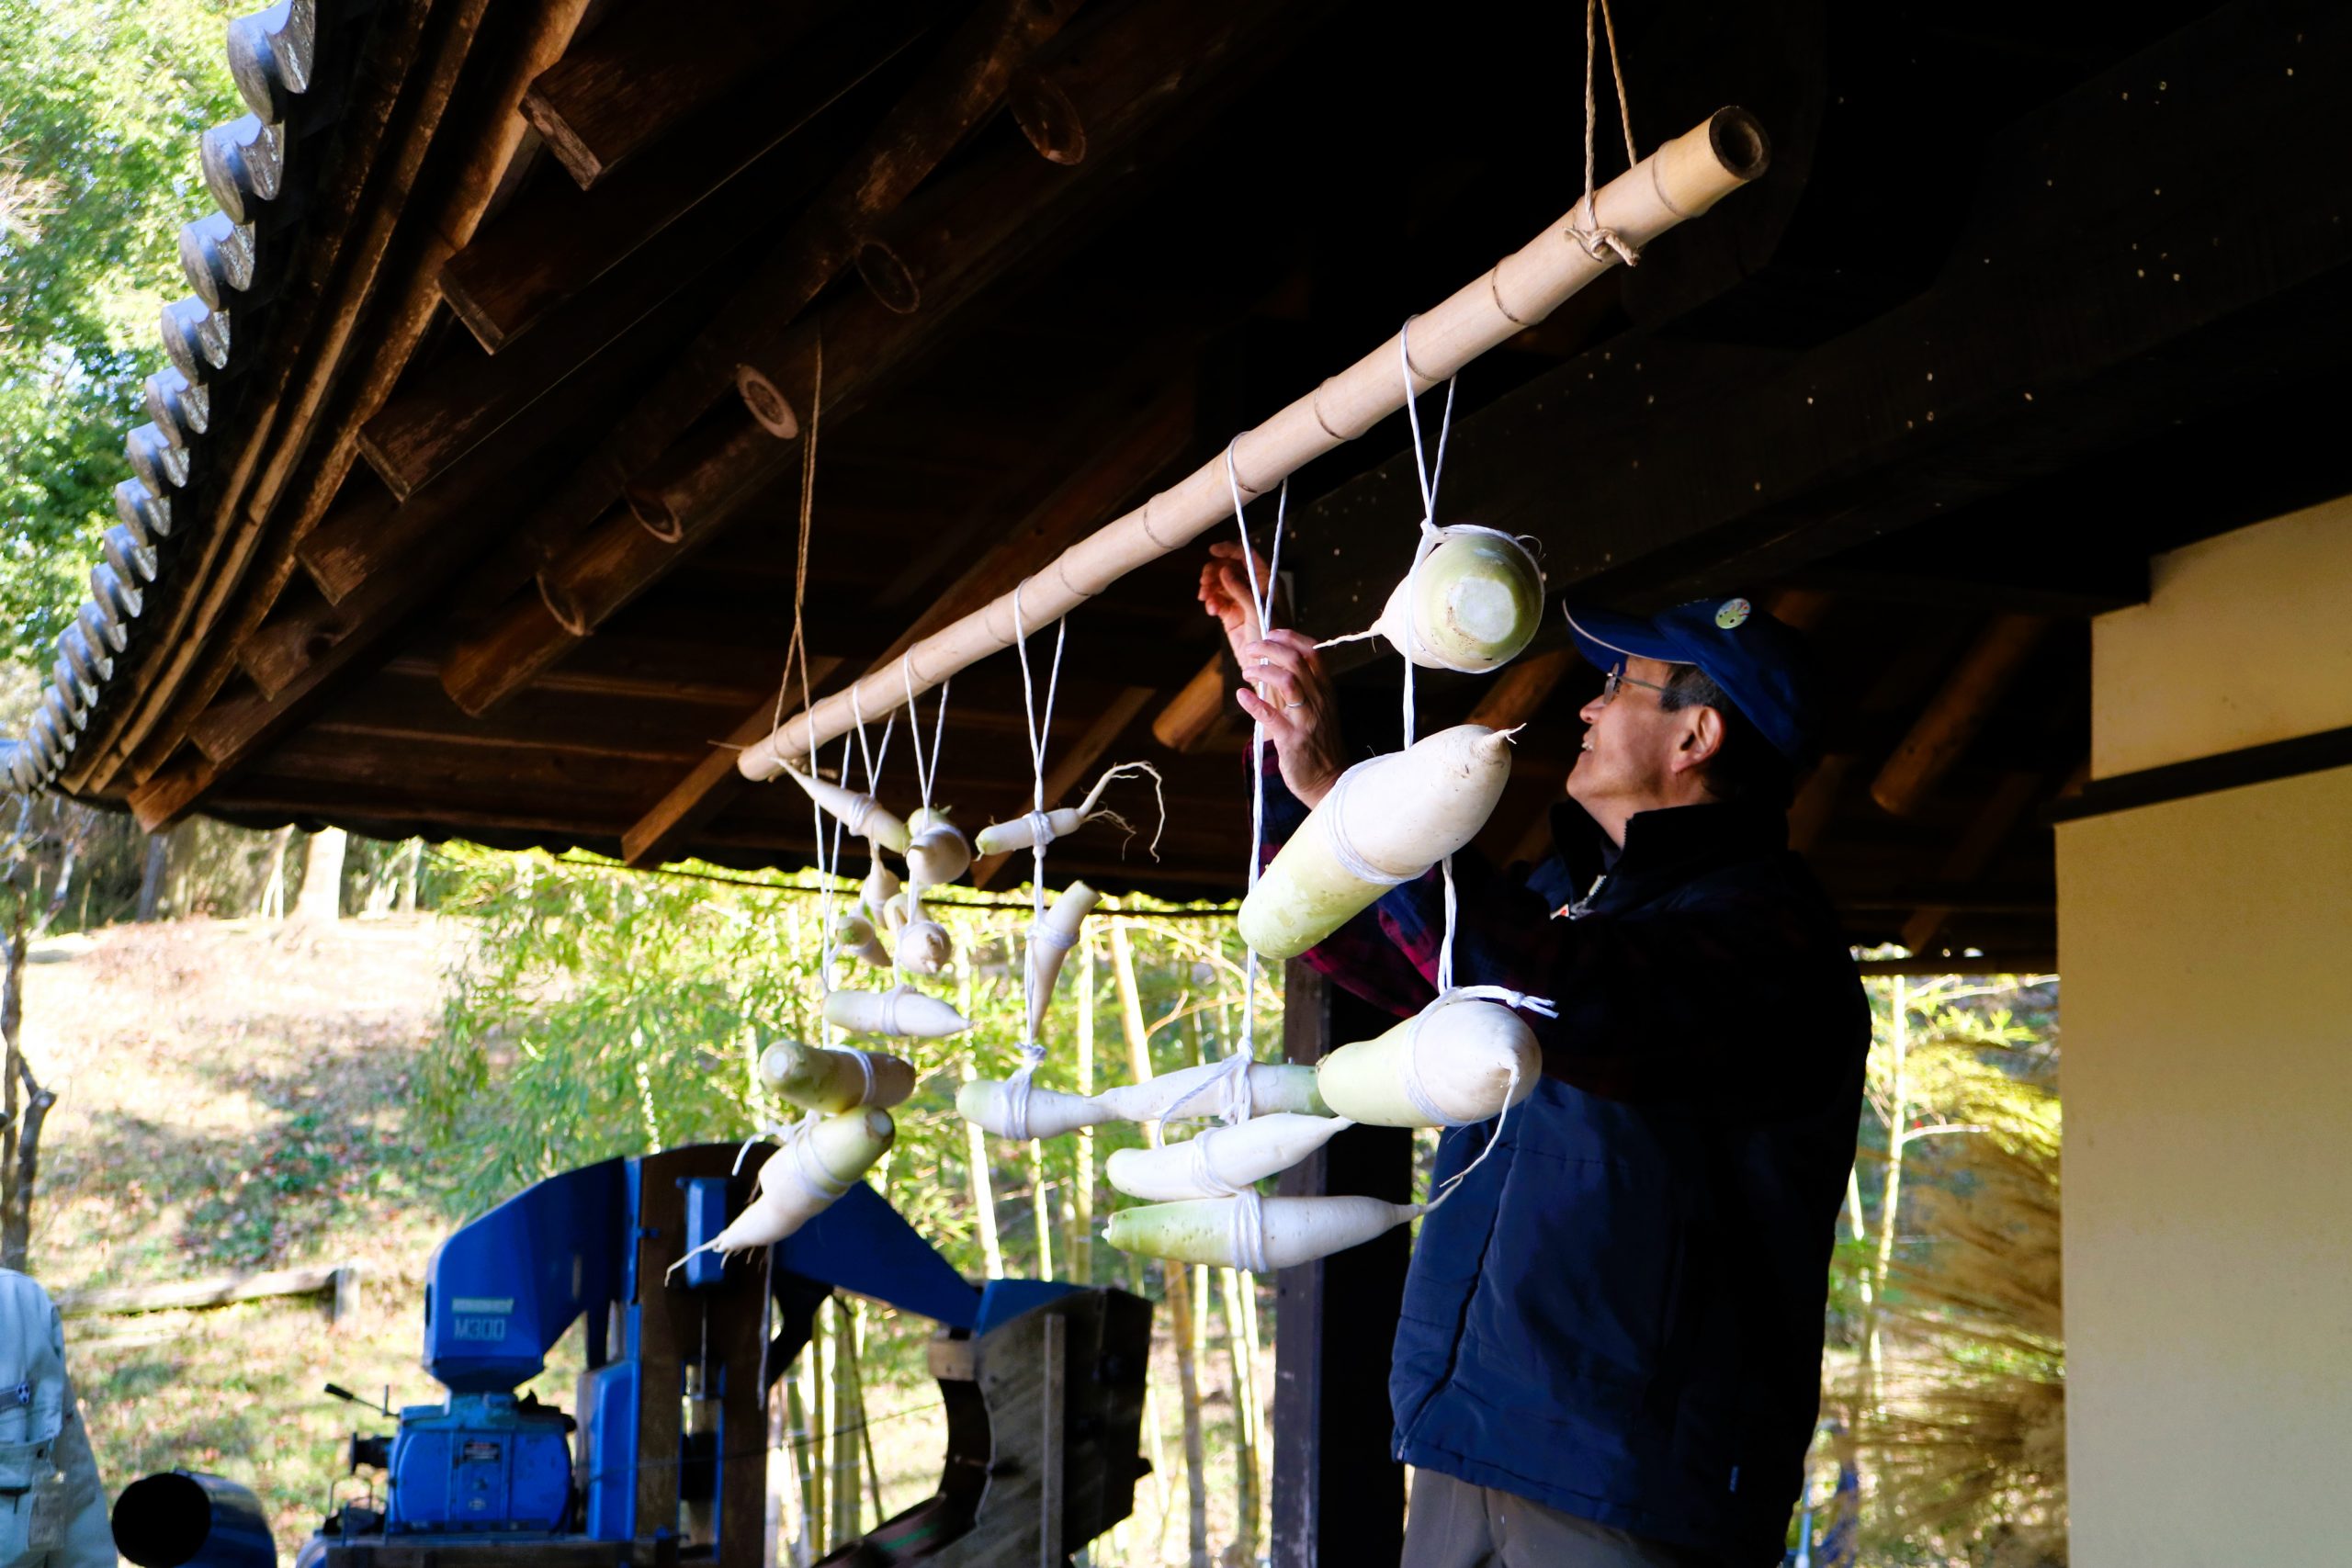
[45,1307,114,1568]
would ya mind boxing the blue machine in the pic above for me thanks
[279,1143,1138,1567]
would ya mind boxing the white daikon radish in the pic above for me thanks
[878,890,911,933]
[897,917,955,975]
[974,761,1163,857]
[1336,526,1545,673]
[957,1056,1325,1138]
[833,911,891,967]
[759,1042,916,1113]
[783,763,910,854]
[1023,880,1099,1040]
[1238,725,1515,960]
[1104,1193,1420,1270]
[905,808,971,889]
[823,986,972,1039]
[1316,993,1540,1127]
[1104,1112,1350,1201]
[862,861,901,917]
[672,1109,895,1269]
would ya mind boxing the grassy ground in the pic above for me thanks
[23,915,1269,1565]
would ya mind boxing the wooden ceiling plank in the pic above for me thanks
[521,0,847,189]
[968,684,1157,890]
[1149,654,1235,755]
[440,0,946,351]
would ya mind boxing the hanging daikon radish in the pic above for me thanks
[824,986,972,1039]
[862,861,901,916]
[759,1042,916,1113]
[782,763,910,854]
[1104,1112,1350,1201]
[958,1055,1325,1139]
[974,761,1163,856]
[1331,526,1545,673]
[1316,993,1541,1126]
[1104,1193,1420,1270]
[1023,880,1099,1040]
[673,1110,895,1267]
[904,807,972,889]
[832,911,892,969]
[897,917,955,975]
[1238,725,1515,960]
[878,889,912,933]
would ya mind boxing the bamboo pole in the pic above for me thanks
[1219,1265,1261,1562]
[1069,932,1096,1284]
[831,1298,861,1542]
[1030,1138,1056,1280]
[1166,1258,1210,1568]
[739,107,1768,777]
[786,1367,817,1564]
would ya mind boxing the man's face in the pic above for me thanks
[1566,655,1691,817]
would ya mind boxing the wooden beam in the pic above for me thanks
[969,685,1156,889]
[1785,753,1850,854]
[616,383,1193,865]
[1870,614,2049,818]
[439,0,1269,718]
[492,0,1091,592]
[1148,654,1232,754]
[520,0,842,188]
[1900,768,2046,954]
[440,0,942,352]
[1465,649,1577,729]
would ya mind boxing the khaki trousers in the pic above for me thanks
[1400,1469,1721,1568]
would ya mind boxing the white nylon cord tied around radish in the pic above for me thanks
[996,578,1070,1143]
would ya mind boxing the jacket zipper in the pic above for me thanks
[1556,874,1609,920]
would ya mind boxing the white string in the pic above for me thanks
[999,579,1071,1141]
[1221,445,1287,1107]
[899,658,950,813]
[1395,319,1458,751]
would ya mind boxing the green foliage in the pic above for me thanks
[0,0,241,666]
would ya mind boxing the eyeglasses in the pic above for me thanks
[1600,664,1676,705]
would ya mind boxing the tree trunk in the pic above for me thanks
[400,837,423,913]
[830,1298,861,1541]
[0,912,51,1272]
[1166,1259,1211,1568]
[786,1366,817,1566]
[295,826,348,921]
[135,829,171,921]
[1029,1138,1055,1280]
[1219,1266,1261,1565]
[258,826,295,919]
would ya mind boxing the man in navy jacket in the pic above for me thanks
[1201,544,1870,1566]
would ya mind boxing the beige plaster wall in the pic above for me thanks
[2090,494,2352,777]
[2061,505,2352,1566]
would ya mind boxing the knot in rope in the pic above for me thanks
[1226,1185,1271,1275]
[1024,810,1058,852]
[999,1043,1052,1143]
[1566,193,1642,267]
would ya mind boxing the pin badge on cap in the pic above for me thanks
[1714,597,1751,630]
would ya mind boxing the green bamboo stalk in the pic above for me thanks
[831,1298,861,1541]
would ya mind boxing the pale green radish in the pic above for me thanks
[1023,880,1099,1040]
[672,1109,895,1269]
[878,889,912,933]
[823,986,972,1039]
[1315,993,1540,1126]
[759,1042,916,1113]
[897,917,955,975]
[1341,526,1545,672]
[1104,1112,1350,1201]
[1103,1193,1420,1270]
[831,911,891,968]
[782,763,910,854]
[1238,724,1516,960]
[974,761,1163,856]
[958,1055,1326,1139]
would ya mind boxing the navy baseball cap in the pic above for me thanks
[1562,595,1824,764]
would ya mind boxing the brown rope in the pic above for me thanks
[1570,0,1643,266]
[774,333,825,760]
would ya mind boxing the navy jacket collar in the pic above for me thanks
[1547,799,1789,913]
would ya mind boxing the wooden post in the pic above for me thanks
[1270,960,1410,1568]
[1871,614,2051,818]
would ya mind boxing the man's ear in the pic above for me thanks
[1673,705,1726,774]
